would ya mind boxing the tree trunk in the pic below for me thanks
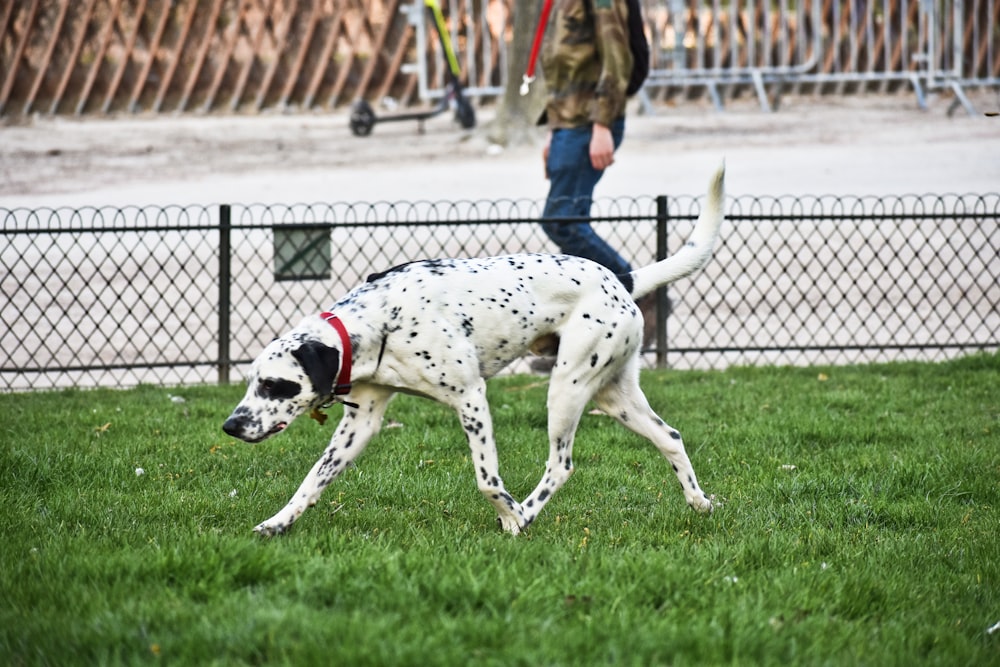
[486,0,548,147]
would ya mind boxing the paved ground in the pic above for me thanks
[2,92,998,208]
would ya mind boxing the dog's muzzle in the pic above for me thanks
[222,413,287,443]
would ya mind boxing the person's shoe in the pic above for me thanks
[637,293,672,348]
[529,356,556,374]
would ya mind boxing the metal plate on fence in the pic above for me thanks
[273,225,331,281]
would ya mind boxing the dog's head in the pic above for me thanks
[222,333,342,443]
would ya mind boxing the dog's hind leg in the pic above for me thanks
[254,385,394,536]
[520,329,640,526]
[455,378,528,535]
[594,366,715,514]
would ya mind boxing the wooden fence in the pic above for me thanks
[0,0,500,116]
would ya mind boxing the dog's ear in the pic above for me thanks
[291,341,341,397]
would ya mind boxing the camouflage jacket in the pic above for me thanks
[540,0,633,129]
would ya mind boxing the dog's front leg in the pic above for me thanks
[254,387,393,536]
[455,379,528,535]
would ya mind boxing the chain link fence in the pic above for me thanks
[2,192,998,391]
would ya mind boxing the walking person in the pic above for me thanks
[530,0,661,372]
[538,0,634,276]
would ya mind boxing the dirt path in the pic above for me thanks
[2,93,998,208]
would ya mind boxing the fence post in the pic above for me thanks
[218,204,232,384]
[655,195,668,369]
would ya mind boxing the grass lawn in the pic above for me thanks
[2,354,998,665]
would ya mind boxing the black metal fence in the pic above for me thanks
[2,193,998,391]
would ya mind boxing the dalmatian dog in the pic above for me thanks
[223,165,725,536]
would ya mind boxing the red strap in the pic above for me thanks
[319,312,352,395]
[521,0,553,95]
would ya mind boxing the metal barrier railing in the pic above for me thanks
[642,0,822,111]
[403,0,509,102]
[2,193,998,391]
[411,0,1000,114]
[641,0,1000,114]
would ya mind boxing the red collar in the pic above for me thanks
[319,312,352,395]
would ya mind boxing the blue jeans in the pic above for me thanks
[541,119,631,275]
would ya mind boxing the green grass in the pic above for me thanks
[2,355,999,666]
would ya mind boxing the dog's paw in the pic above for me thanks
[496,514,525,536]
[253,519,291,537]
[688,493,717,514]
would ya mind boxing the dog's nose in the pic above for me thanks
[222,417,243,437]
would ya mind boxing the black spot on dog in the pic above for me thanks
[256,378,302,400]
[366,260,418,283]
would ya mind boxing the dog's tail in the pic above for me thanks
[626,164,725,300]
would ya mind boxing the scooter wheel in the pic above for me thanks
[455,95,476,130]
[349,99,376,137]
